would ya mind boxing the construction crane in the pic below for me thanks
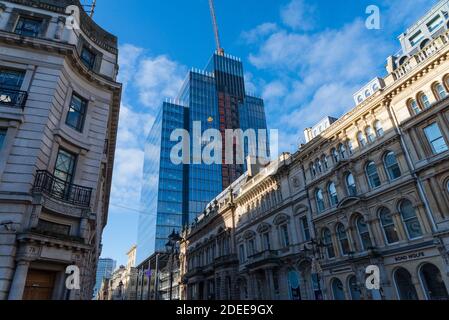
[208,0,225,56]
[82,0,97,18]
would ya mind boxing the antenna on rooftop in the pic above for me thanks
[208,0,224,56]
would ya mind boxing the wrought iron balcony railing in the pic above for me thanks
[33,170,92,208]
[0,87,28,108]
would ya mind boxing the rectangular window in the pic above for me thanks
[15,16,42,37]
[0,128,6,150]
[36,219,71,236]
[409,31,424,47]
[262,232,271,251]
[80,47,96,70]
[54,148,76,184]
[280,224,290,248]
[0,68,25,90]
[247,239,256,256]
[424,123,448,154]
[239,244,245,262]
[427,15,443,33]
[66,93,88,132]
[301,217,311,241]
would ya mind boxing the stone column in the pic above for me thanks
[265,269,275,300]
[8,260,30,300]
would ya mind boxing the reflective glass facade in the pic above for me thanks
[137,52,268,263]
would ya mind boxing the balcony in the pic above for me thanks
[245,250,280,270]
[393,30,449,81]
[0,87,28,108]
[33,170,92,208]
[214,254,238,268]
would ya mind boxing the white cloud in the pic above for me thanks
[280,0,315,31]
[241,22,278,44]
[135,55,187,109]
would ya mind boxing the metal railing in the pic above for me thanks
[33,170,92,207]
[0,87,28,108]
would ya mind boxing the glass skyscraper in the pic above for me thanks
[137,52,268,263]
[93,258,116,299]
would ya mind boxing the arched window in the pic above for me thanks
[394,268,418,300]
[372,83,379,91]
[434,83,447,100]
[365,89,371,98]
[338,144,347,159]
[379,207,399,244]
[310,163,316,177]
[322,228,335,259]
[348,276,361,300]
[331,148,339,163]
[384,152,402,180]
[316,159,322,173]
[336,223,350,255]
[346,173,357,196]
[420,263,449,300]
[347,140,354,154]
[315,189,325,213]
[328,182,339,206]
[366,161,381,189]
[374,120,384,137]
[356,216,372,251]
[357,95,363,103]
[357,131,367,147]
[419,93,431,109]
[366,127,375,143]
[331,278,346,300]
[322,155,329,170]
[399,200,423,239]
[409,99,421,115]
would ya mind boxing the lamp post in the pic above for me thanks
[165,229,182,301]
[303,238,325,300]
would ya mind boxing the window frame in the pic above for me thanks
[322,228,335,259]
[346,172,357,196]
[14,15,43,38]
[300,216,311,242]
[423,122,448,155]
[356,216,372,251]
[384,151,402,181]
[0,128,7,150]
[65,92,88,132]
[279,224,290,248]
[366,161,381,189]
[80,46,97,70]
[399,200,423,240]
[315,189,325,213]
[328,182,339,207]
[379,207,400,245]
[336,223,350,256]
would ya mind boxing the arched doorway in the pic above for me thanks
[419,263,449,300]
[394,268,418,300]
[331,278,346,300]
[287,269,301,300]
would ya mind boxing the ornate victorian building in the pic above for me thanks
[0,0,121,299]
[179,1,449,300]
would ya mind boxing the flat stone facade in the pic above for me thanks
[0,0,121,300]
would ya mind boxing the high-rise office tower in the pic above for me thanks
[137,1,268,263]
[93,258,116,299]
[137,53,268,262]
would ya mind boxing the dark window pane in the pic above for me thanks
[81,47,96,69]
[0,129,6,150]
[420,264,449,300]
[0,68,25,89]
[15,17,42,37]
[66,94,87,132]
[395,268,418,300]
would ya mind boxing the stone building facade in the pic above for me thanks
[0,0,121,300]
[179,4,449,300]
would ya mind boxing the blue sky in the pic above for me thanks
[94,0,436,266]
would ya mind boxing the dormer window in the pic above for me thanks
[81,47,96,70]
[15,16,42,37]
[427,15,443,33]
[409,31,424,47]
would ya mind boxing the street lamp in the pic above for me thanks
[165,229,182,301]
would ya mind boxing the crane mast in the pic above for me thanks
[208,0,224,56]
